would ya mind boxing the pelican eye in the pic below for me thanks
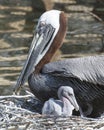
[37,21,46,35]
[40,21,46,27]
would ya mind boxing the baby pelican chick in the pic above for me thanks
[42,86,79,116]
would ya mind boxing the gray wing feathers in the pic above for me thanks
[42,55,104,85]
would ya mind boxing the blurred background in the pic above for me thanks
[0,0,104,95]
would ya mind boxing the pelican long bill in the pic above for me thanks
[14,24,55,94]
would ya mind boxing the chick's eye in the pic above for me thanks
[68,93,73,96]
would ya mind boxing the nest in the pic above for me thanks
[0,94,104,130]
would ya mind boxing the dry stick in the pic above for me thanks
[84,10,103,22]
[0,95,33,100]
[23,122,31,130]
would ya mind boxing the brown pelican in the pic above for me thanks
[14,10,104,118]
[42,86,79,116]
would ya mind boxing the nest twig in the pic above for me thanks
[0,94,104,130]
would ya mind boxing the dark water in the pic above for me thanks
[0,0,104,95]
